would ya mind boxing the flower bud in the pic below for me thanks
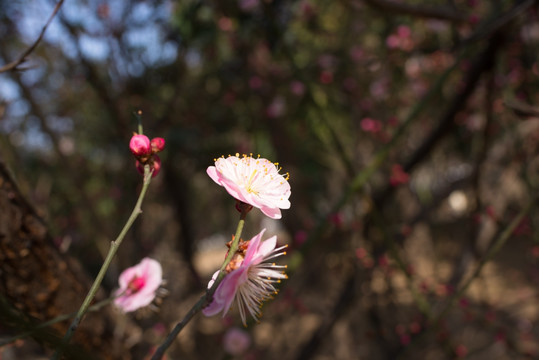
[152,155,161,177]
[151,137,165,153]
[129,134,151,157]
[136,155,161,177]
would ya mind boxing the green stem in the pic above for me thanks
[51,165,153,359]
[151,205,249,360]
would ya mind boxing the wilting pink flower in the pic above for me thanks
[207,154,291,219]
[130,134,151,157]
[203,229,288,325]
[150,137,165,153]
[114,258,163,312]
[223,328,251,355]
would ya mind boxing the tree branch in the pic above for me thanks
[357,0,468,23]
[0,0,65,73]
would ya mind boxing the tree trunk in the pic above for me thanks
[0,160,127,359]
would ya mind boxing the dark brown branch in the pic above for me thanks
[0,0,65,73]
[403,35,501,173]
[504,98,539,118]
[457,0,536,48]
[357,0,468,23]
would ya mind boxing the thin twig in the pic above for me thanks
[51,166,154,360]
[151,206,250,360]
[433,197,536,323]
[0,0,65,73]
[456,0,535,49]
[0,297,115,347]
[356,0,468,23]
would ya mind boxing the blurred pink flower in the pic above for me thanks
[239,0,260,12]
[389,164,409,186]
[294,230,308,246]
[203,229,288,325]
[361,117,382,133]
[290,80,305,96]
[114,258,163,313]
[129,134,151,157]
[397,25,411,39]
[386,34,400,49]
[223,328,251,356]
[266,96,286,118]
[207,154,291,219]
[319,71,333,84]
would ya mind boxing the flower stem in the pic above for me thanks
[151,206,249,360]
[51,166,153,360]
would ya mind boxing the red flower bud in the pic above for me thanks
[151,137,165,153]
[136,155,161,178]
[130,134,151,157]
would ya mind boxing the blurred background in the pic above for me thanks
[1,0,538,359]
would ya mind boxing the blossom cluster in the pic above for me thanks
[129,133,165,177]
[204,153,291,325]
[114,150,291,329]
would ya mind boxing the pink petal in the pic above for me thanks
[203,270,228,316]
[139,258,162,293]
[257,236,277,260]
[202,296,225,316]
[243,229,265,264]
[206,166,222,185]
[115,290,157,312]
[218,269,245,315]
[260,206,282,219]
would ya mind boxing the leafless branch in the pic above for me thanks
[356,0,468,23]
[505,98,539,118]
[457,0,535,47]
[0,0,65,73]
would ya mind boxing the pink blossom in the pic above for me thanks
[129,134,151,157]
[207,154,291,219]
[203,229,288,325]
[223,328,251,356]
[114,258,163,312]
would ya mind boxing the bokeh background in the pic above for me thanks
[1,0,539,359]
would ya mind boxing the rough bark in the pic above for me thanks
[0,160,126,359]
